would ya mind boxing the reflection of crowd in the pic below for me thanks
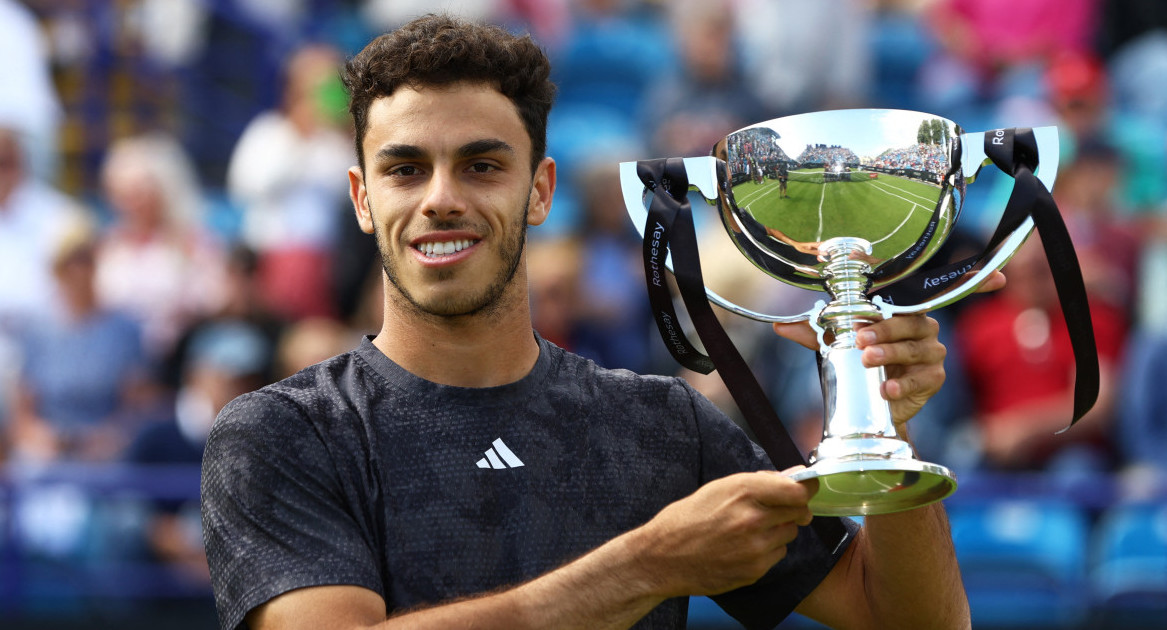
[726,127,791,177]
[872,143,947,174]
[795,143,859,167]
[1,0,1167,625]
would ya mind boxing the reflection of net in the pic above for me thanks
[787,171,824,184]
[786,170,856,184]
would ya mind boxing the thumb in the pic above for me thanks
[772,321,819,351]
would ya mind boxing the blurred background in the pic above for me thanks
[0,0,1165,628]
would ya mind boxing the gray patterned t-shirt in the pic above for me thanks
[201,335,855,630]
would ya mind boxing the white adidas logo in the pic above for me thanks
[476,438,525,469]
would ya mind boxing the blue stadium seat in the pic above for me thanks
[687,595,740,629]
[550,18,672,118]
[948,500,1090,629]
[1090,502,1167,627]
[868,11,935,110]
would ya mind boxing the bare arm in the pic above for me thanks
[247,471,815,630]
[247,530,662,630]
[777,311,972,629]
[796,503,969,630]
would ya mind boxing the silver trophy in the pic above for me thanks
[621,109,1060,516]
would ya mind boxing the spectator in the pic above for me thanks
[0,125,84,436]
[735,0,874,113]
[95,133,228,362]
[644,0,768,158]
[164,244,284,390]
[125,321,272,587]
[527,230,668,377]
[1052,138,1142,316]
[8,218,149,463]
[226,43,353,321]
[571,162,655,373]
[0,126,83,330]
[1044,50,1167,215]
[955,237,1126,472]
[274,316,357,380]
[0,0,63,181]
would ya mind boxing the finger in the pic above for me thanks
[758,539,791,568]
[973,270,1007,293]
[771,321,819,351]
[883,363,946,401]
[862,333,947,369]
[757,504,815,533]
[747,472,814,511]
[794,476,819,505]
[765,521,802,551]
[856,313,938,348]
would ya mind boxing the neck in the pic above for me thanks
[62,289,98,320]
[372,275,541,388]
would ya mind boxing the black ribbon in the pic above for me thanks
[636,158,848,544]
[873,128,1098,426]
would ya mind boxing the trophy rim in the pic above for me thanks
[788,458,957,517]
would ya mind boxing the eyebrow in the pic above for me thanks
[455,139,514,159]
[373,139,515,164]
[374,144,424,163]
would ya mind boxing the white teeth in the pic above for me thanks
[420,239,475,257]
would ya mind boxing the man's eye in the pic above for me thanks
[469,162,496,174]
[390,165,419,177]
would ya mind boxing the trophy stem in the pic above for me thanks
[788,237,957,516]
[817,237,883,343]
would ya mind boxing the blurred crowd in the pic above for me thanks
[1,0,1167,619]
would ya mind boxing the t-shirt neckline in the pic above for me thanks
[354,332,556,407]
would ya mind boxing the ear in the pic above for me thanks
[349,166,375,234]
[526,157,556,227]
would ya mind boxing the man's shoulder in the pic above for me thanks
[202,349,378,502]
[212,349,369,438]
[546,342,712,424]
[551,342,694,399]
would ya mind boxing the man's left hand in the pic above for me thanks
[772,314,946,428]
[771,270,1005,427]
[855,314,946,427]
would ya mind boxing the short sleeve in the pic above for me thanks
[681,381,859,629]
[201,391,382,630]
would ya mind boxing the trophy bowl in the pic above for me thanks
[620,109,1060,516]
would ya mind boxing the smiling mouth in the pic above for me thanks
[416,239,478,258]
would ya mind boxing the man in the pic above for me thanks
[202,14,975,630]
[777,159,789,198]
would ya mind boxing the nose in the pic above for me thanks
[421,168,468,220]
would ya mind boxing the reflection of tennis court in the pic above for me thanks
[732,172,948,259]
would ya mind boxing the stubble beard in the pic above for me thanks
[372,198,530,321]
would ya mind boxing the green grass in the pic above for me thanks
[729,171,951,261]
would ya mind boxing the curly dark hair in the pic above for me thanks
[343,14,556,173]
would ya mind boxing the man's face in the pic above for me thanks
[349,82,554,320]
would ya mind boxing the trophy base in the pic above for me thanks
[787,458,956,516]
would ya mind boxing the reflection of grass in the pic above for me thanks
[731,173,948,260]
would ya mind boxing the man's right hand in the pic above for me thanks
[629,470,815,598]
[246,471,816,630]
